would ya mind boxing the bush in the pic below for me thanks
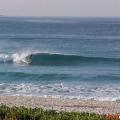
[0,105,106,120]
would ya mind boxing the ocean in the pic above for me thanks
[0,17,120,101]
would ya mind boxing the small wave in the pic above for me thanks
[0,71,74,81]
[1,71,120,83]
[0,82,120,101]
[0,52,120,66]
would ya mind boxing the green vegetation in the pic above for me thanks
[0,105,106,120]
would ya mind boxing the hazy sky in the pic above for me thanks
[0,0,120,17]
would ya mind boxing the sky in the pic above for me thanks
[0,0,120,17]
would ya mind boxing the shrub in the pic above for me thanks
[0,105,106,120]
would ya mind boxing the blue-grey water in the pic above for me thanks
[0,17,120,101]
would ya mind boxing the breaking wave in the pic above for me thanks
[0,52,120,66]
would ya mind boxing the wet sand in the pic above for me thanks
[0,96,120,114]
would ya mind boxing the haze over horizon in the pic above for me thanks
[0,0,120,17]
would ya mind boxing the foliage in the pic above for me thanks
[0,105,106,120]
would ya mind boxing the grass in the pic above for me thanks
[0,105,107,120]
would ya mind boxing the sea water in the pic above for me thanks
[0,17,120,101]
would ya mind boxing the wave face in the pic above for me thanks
[0,52,120,66]
[30,53,120,66]
[30,53,83,66]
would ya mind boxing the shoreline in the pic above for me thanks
[0,96,120,114]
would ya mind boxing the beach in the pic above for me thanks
[0,96,120,114]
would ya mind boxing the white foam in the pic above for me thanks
[0,51,33,64]
[0,53,11,62]
[0,82,120,101]
[12,52,31,64]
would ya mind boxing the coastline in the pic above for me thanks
[0,96,120,114]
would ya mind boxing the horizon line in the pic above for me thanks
[1,15,120,18]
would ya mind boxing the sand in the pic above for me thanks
[0,96,120,114]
